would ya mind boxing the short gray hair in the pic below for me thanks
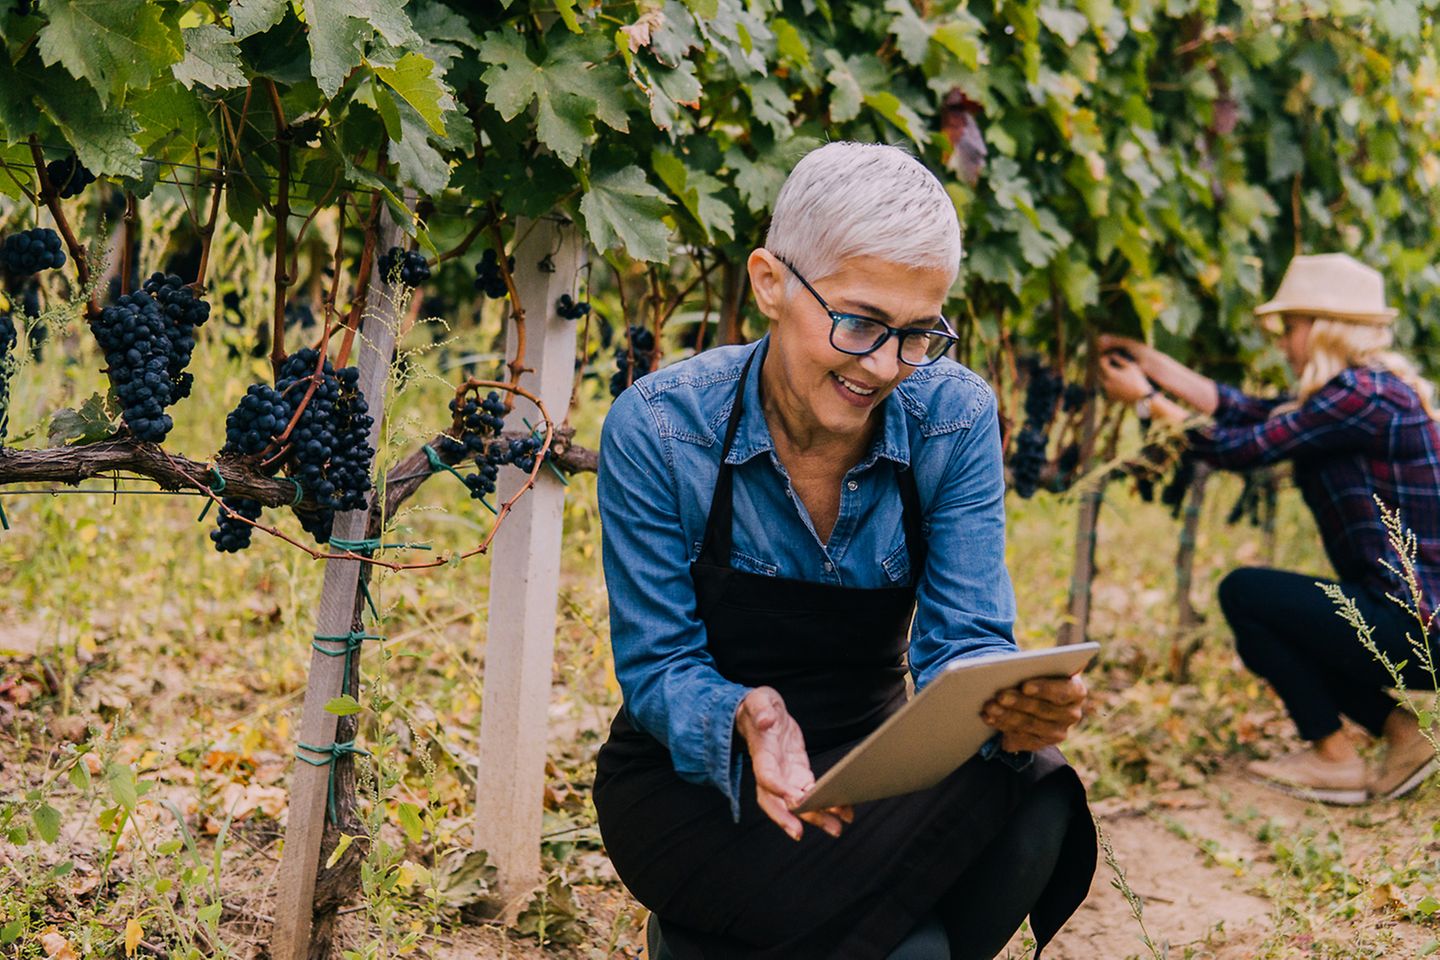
[764,142,962,292]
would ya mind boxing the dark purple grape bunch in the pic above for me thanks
[1007,358,1065,499]
[285,302,316,330]
[1159,453,1197,519]
[610,325,656,398]
[474,248,513,299]
[1061,383,1089,414]
[222,382,295,455]
[378,246,431,288]
[210,497,263,552]
[141,272,209,401]
[45,155,95,199]
[556,294,590,320]
[440,390,511,501]
[92,282,204,443]
[0,309,16,441]
[1,229,65,277]
[275,349,374,515]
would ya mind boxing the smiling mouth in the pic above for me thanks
[832,372,878,397]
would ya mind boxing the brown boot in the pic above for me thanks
[1246,749,1369,805]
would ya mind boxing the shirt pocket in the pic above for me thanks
[729,550,779,577]
[881,539,911,584]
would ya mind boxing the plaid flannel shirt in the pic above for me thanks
[1188,367,1440,618]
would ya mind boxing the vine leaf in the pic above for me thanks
[652,149,733,242]
[36,0,182,104]
[478,28,629,166]
[174,25,248,91]
[373,52,449,136]
[302,0,419,98]
[579,164,673,263]
[230,0,290,40]
[24,59,143,177]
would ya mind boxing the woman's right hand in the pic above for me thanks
[736,687,853,841]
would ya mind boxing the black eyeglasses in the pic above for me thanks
[776,256,958,367]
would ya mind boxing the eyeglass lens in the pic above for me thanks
[831,315,950,364]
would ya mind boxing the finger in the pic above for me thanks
[1020,676,1088,705]
[1001,731,1053,753]
[983,703,1074,740]
[759,791,806,841]
[798,809,845,839]
[992,694,1084,725]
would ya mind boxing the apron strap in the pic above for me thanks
[896,464,928,584]
[696,347,759,566]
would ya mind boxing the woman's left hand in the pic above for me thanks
[981,675,1087,752]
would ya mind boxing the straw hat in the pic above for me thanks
[1254,253,1398,325]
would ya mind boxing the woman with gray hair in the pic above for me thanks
[592,142,1095,959]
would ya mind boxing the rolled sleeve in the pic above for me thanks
[598,389,753,819]
[908,388,1019,690]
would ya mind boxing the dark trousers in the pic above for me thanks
[1217,566,1437,741]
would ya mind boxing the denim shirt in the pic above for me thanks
[597,338,1019,817]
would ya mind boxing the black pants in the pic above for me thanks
[1217,567,1437,741]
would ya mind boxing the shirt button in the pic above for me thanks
[847,480,858,491]
[824,561,834,572]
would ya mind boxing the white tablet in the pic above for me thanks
[793,642,1100,813]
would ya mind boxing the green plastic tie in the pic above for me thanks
[312,630,382,694]
[295,739,372,824]
[0,497,8,531]
[195,467,226,522]
[288,478,304,506]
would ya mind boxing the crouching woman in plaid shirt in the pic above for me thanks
[1098,253,1440,804]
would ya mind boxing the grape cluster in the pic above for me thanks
[1,229,65,277]
[1062,383,1089,414]
[556,294,590,320]
[474,249,514,298]
[378,246,430,287]
[437,391,549,501]
[210,497,263,552]
[93,282,209,443]
[1226,469,1280,528]
[610,325,656,398]
[45,156,95,199]
[1159,453,1197,518]
[223,382,294,455]
[285,302,316,330]
[277,349,374,514]
[141,273,209,401]
[1008,359,1064,498]
[0,309,16,441]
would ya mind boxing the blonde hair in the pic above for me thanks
[1294,316,1440,420]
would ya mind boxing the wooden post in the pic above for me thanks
[473,217,583,902]
[1058,482,1105,646]
[1169,462,1212,680]
[271,204,408,960]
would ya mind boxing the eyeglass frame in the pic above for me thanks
[774,254,959,367]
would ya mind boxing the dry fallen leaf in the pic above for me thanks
[125,917,143,957]
[38,927,77,960]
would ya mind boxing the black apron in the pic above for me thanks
[594,350,1095,959]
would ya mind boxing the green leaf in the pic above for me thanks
[682,0,718,16]
[771,18,810,71]
[479,28,629,165]
[579,164,673,262]
[391,99,452,195]
[373,52,450,136]
[1038,5,1089,46]
[48,393,118,446]
[325,832,357,869]
[68,760,91,792]
[396,802,424,844]
[651,149,734,242]
[36,0,183,104]
[197,901,223,926]
[554,0,582,34]
[174,25,248,90]
[32,804,61,844]
[231,0,290,39]
[325,695,363,716]
[157,838,184,855]
[1417,896,1440,918]
[302,0,369,97]
[885,0,931,66]
[26,60,144,178]
[825,52,862,123]
[863,90,925,145]
[635,57,702,132]
[106,763,139,812]
[746,78,792,137]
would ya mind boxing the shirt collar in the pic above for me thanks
[721,336,912,469]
